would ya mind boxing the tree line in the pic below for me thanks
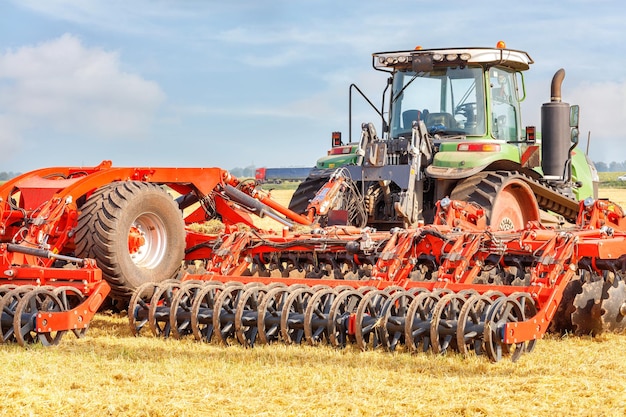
[0,160,622,180]
[231,162,623,175]
[593,161,626,172]
[230,166,257,178]
[0,172,20,181]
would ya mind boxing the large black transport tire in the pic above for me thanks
[75,181,186,300]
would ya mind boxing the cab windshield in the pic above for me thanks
[389,66,485,138]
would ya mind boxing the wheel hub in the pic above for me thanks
[498,217,516,231]
[128,226,146,255]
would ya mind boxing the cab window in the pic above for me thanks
[489,68,518,140]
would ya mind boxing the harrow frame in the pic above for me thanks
[0,160,625,361]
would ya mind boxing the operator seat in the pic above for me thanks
[425,112,457,130]
[402,110,421,130]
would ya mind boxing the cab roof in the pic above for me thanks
[373,47,534,72]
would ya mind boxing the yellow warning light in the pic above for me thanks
[496,40,506,49]
[415,45,423,50]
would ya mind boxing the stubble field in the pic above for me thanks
[0,187,625,417]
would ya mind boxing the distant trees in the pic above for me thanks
[594,161,626,172]
[0,172,20,181]
[0,165,261,181]
[230,165,256,178]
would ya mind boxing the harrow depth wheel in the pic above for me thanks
[483,296,526,362]
[75,181,186,300]
[13,289,66,347]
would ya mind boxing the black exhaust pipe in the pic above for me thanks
[541,69,571,180]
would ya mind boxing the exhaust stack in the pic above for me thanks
[541,69,571,180]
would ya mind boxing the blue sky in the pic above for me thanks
[0,0,624,172]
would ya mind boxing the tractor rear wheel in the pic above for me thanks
[75,181,186,300]
[288,175,331,215]
[451,171,540,231]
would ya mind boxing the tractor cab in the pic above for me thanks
[376,45,535,176]
[381,46,531,142]
[316,44,536,173]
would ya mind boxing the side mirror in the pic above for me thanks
[571,127,579,145]
[569,105,579,128]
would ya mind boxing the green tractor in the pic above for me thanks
[289,43,598,230]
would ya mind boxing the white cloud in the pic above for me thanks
[0,34,165,142]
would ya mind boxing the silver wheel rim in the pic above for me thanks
[129,212,167,269]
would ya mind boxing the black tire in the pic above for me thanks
[75,181,186,300]
[288,175,331,214]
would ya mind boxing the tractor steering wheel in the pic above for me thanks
[455,102,476,117]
